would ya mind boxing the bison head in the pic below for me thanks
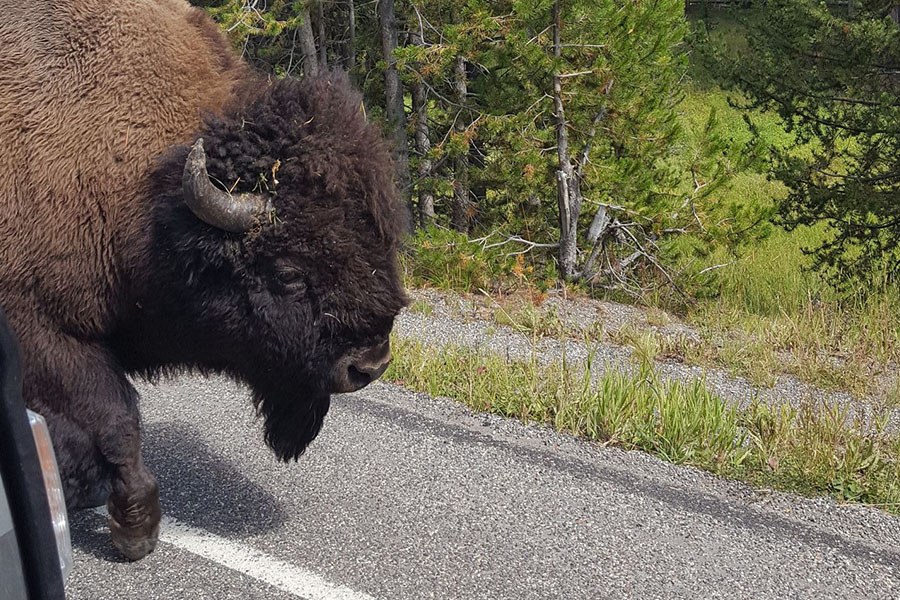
[143,72,407,460]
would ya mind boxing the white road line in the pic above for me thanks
[92,508,377,600]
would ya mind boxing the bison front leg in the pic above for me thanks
[106,451,161,561]
[22,337,161,560]
[93,385,161,561]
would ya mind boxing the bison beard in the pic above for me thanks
[0,0,407,561]
[254,382,331,462]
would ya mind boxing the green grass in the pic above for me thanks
[607,325,664,365]
[408,299,434,316]
[682,226,900,394]
[387,335,900,510]
[490,296,564,338]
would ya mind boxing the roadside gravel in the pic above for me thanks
[397,289,900,433]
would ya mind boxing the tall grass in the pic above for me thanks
[682,224,900,395]
[387,336,900,509]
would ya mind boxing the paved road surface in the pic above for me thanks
[64,376,900,599]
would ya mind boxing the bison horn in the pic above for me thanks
[182,138,272,232]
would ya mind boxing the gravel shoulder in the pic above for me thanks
[399,288,900,432]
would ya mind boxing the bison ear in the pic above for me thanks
[182,138,273,232]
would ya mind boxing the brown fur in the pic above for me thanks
[0,0,247,336]
[0,0,407,559]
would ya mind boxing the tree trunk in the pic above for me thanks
[315,0,328,67]
[347,0,356,77]
[298,6,319,77]
[451,54,470,232]
[410,23,434,226]
[552,0,580,280]
[378,0,413,226]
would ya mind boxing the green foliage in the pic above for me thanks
[201,1,369,78]
[202,1,308,74]
[208,0,300,38]
[401,226,539,292]
[701,1,900,285]
[469,0,692,235]
[395,0,768,285]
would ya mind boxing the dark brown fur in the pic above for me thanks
[0,0,407,559]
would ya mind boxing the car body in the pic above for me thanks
[0,306,71,600]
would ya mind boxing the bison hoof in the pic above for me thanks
[108,513,160,561]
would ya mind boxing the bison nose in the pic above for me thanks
[332,338,391,394]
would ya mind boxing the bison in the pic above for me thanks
[0,0,408,560]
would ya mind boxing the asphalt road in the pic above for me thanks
[64,376,900,600]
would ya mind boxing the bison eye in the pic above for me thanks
[274,265,305,290]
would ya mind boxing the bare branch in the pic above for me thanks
[526,25,553,45]
[471,232,560,257]
[698,261,738,275]
[617,226,686,297]
[559,70,596,79]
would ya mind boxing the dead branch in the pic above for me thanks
[698,261,738,275]
[472,232,559,257]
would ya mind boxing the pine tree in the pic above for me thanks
[707,1,900,282]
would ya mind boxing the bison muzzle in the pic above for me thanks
[332,337,392,393]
